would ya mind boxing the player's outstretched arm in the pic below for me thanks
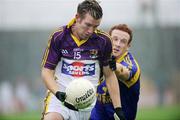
[103,66,121,108]
[41,67,78,111]
[103,66,126,120]
[41,67,59,95]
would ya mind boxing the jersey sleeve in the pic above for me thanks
[41,31,62,70]
[128,60,140,81]
[100,33,112,66]
[121,55,141,87]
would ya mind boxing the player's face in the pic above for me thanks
[111,29,130,58]
[75,13,101,40]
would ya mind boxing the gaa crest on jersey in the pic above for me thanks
[90,49,98,59]
[61,61,95,77]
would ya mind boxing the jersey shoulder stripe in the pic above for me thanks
[121,53,141,88]
[51,27,64,42]
[122,59,140,88]
[41,27,64,68]
[95,29,111,40]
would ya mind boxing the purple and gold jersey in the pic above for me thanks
[90,52,141,120]
[41,18,112,92]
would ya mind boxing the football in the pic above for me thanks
[65,78,96,109]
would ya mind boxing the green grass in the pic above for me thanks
[0,105,180,120]
[0,111,41,120]
[136,105,180,120]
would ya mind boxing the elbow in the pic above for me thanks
[41,67,55,79]
[41,67,46,81]
[41,67,50,80]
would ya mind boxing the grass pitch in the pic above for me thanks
[0,105,180,120]
[137,105,180,120]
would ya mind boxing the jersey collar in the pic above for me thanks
[67,18,76,28]
[67,18,98,47]
[116,52,128,63]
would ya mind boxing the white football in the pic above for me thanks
[65,78,96,109]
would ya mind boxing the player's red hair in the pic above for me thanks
[109,24,133,44]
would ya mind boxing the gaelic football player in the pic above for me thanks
[41,0,124,120]
[90,24,141,120]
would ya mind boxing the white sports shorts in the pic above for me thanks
[42,91,93,120]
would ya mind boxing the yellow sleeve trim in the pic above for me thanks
[41,28,63,67]
[95,29,111,40]
[121,59,140,88]
[41,46,50,68]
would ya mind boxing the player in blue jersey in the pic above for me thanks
[90,24,141,120]
[41,0,124,120]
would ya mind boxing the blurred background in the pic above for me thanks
[0,0,180,119]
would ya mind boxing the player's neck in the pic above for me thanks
[71,26,82,41]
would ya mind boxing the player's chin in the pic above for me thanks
[84,34,92,38]
[112,52,119,57]
[81,36,89,40]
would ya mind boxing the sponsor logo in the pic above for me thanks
[61,61,95,77]
[75,88,94,103]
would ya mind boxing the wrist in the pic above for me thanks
[115,107,122,112]
[55,91,61,100]
[55,91,60,97]
[114,107,126,120]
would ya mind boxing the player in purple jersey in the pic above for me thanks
[90,24,141,120]
[41,0,123,120]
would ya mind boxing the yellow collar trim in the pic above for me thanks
[71,34,88,47]
[67,18,76,28]
[94,29,98,33]
[116,52,128,63]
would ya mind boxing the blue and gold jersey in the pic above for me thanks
[94,52,141,120]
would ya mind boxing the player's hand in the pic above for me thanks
[64,101,78,111]
[55,91,66,102]
[114,107,126,120]
[109,55,116,71]
[55,91,78,111]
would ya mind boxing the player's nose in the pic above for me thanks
[87,27,94,34]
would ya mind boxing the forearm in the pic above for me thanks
[41,67,59,94]
[105,69,121,108]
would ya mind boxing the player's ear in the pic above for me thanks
[127,43,131,50]
[75,13,81,22]
[128,43,131,48]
